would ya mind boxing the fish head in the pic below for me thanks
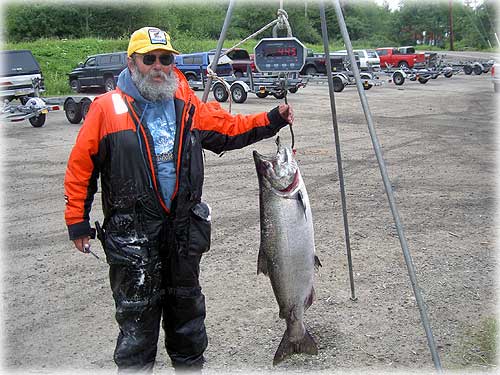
[253,137,299,193]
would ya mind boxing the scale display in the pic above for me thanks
[254,37,306,73]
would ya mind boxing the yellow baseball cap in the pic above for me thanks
[127,27,179,56]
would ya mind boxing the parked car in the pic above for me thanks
[492,63,500,93]
[210,48,253,77]
[376,47,426,69]
[68,51,127,93]
[336,49,380,71]
[174,52,233,84]
[300,49,360,75]
[0,50,45,102]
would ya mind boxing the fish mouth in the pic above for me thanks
[253,138,298,192]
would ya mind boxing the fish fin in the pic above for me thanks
[257,247,268,276]
[314,255,322,270]
[305,286,315,310]
[273,328,318,366]
[297,190,307,217]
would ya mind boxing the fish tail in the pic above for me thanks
[273,328,318,366]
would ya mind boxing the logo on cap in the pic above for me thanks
[149,28,166,45]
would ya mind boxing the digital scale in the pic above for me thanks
[253,37,306,73]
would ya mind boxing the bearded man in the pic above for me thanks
[64,27,294,373]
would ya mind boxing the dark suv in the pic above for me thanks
[68,51,127,92]
[0,50,45,102]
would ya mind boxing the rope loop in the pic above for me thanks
[273,8,292,37]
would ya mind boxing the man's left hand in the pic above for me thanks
[278,104,294,125]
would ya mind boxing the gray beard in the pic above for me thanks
[130,66,179,102]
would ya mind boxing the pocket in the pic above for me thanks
[188,202,211,256]
[103,230,154,266]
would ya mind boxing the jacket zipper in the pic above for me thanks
[171,97,192,203]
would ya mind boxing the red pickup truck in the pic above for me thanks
[376,46,426,69]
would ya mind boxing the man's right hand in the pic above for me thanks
[73,236,91,253]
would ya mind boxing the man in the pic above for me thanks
[64,26,294,372]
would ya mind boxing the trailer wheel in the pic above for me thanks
[231,84,247,103]
[473,64,483,75]
[463,65,473,75]
[288,87,298,94]
[212,82,229,102]
[332,77,345,92]
[444,71,453,78]
[65,98,83,124]
[81,98,92,119]
[29,114,46,128]
[256,92,268,98]
[273,91,286,99]
[418,77,429,84]
[393,72,405,86]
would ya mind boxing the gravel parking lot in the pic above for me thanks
[2,61,497,374]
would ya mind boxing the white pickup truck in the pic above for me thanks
[335,49,381,71]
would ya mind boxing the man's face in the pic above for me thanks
[128,50,174,81]
[128,49,178,101]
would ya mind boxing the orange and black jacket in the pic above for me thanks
[64,68,288,243]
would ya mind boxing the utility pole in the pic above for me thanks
[448,0,454,50]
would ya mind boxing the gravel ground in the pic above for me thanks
[1,51,498,375]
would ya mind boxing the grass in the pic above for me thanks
[456,317,498,370]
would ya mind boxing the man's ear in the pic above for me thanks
[127,56,135,71]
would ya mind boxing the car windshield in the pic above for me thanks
[0,51,40,76]
[367,50,378,58]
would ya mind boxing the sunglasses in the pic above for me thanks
[141,54,174,66]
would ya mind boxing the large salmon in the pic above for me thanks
[253,137,321,365]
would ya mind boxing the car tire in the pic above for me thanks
[29,114,46,128]
[393,72,405,86]
[104,76,116,92]
[64,98,83,124]
[288,87,298,94]
[256,92,268,98]
[231,84,247,103]
[212,82,229,102]
[185,73,198,90]
[463,65,473,75]
[418,77,429,84]
[444,71,453,78]
[70,79,82,93]
[398,61,409,69]
[305,66,317,75]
